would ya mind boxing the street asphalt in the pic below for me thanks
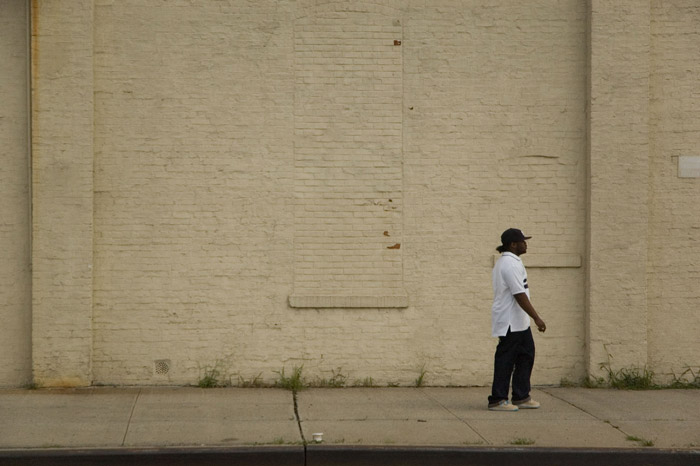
[0,386,697,465]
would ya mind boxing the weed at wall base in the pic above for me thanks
[198,367,227,388]
[415,364,427,387]
[275,365,305,391]
[600,364,657,390]
[310,367,347,388]
[669,367,700,389]
[237,373,264,388]
[353,377,375,387]
[562,365,700,390]
[197,357,234,388]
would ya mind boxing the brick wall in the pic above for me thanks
[92,0,296,384]
[587,0,651,376]
[0,0,31,387]
[13,0,699,387]
[87,0,588,386]
[31,0,95,386]
[403,0,587,385]
[648,0,700,382]
[292,1,406,305]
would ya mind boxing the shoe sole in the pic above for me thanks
[514,403,540,409]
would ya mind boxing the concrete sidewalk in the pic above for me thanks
[0,386,698,464]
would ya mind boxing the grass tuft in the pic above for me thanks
[311,367,347,388]
[237,373,265,388]
[354,376,375,387]
[626,435,654,447]
[198,365,226,388]
[669,367,700,389]
[197,357,233,388]
[602,365,657,390]
[415,365,427,387]
[275,365,305,391]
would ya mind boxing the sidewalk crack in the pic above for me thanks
[121,388,141,447]
[539,387,632,437]
[419,388,490,446]
[538,387,599,420]
[292,388,307,466]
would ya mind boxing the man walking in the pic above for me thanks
[488,228,546,411]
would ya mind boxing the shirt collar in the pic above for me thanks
[502,251,522,261]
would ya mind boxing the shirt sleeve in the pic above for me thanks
[500,260,527,296]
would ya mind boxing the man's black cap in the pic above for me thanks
[500,228,532,245]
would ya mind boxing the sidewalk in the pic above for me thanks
[0,386,698,464]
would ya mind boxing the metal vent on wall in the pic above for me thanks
[154,359,171,375]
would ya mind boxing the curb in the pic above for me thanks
[0,446,303,466]
[1,446,698,466]
[307,446,700,466]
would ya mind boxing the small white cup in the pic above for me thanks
[312,432,323,443]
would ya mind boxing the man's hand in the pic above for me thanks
[534,317,546,333]
[514,293,547,333]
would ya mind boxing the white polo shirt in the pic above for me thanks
[491,252,531,337]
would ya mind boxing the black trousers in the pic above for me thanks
[488,327,535,405]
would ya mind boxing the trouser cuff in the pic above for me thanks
[488,400,509,408]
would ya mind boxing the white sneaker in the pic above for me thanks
[514,399,540,409]
[488,400,519,411]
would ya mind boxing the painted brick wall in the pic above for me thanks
[0,0,31,387]
[19,0,698,388]
[292,1,405,303]
[88,0,587,386]
[587,0,651,376]
[402,0,588,385]
[648,0,700,382]
[31,0,95,386]
[92,0,296,384]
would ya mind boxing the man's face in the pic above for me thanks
[512,240,527,256]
